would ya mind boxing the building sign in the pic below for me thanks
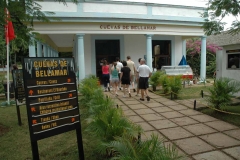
[22,58,84,159]
[12,69,25,105]
[22,58,80,140]
[100,24,156,30]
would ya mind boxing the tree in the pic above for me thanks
[0,0,77,60]
[186,38,222,77]
[202,0,240,35]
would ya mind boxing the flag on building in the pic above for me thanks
[5,8,16,44]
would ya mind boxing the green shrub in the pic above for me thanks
[79,75,99,106]
[167,76,182,99]
[108,134,184,160]
[86,107,142,156]
[149,71,164,91]
[160,74,169,94]
[207,77,240,109]
[87,88,115,117]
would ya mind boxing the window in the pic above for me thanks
[227,50,240,69]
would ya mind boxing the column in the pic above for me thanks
[47,46,51,57]
[37,41,42,57]
[76,34,85,81]
[182,39,186,58]
[43,44,48,57]
[200,36,207,81]
[50,48,53,57]
[29,37,36,57]
[146,34,153,71]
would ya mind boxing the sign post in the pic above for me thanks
[12,69,25,126]
[22,58,84,160]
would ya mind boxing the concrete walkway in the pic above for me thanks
[104,90,240,160]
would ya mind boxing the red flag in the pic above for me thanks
[5,8,15,44]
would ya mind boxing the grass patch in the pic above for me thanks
[199,105,240,127]
[0,99,104,160]
[155,85,213,100]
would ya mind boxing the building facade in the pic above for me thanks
[30,0,207,81]
[208,32,240,96]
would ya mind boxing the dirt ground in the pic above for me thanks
[0,124,9,136]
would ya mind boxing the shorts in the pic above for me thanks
[130,75,135,83]
[139,77,149,89]
[121,78,130,85]
[111,77,119,83]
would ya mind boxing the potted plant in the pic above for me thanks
[149,71,163,91]
[167,75,182,99]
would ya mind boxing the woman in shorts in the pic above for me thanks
[120,61,131,97]
[111,62,120,96]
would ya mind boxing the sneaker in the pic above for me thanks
[129,93,131,97]
[140,98,144,101]
[115,93,118,97]
[119,87,122,90]
[133,89,136,92]
[146,96,150,101]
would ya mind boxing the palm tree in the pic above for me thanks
[108,134,184,160]
[86,107,142,157]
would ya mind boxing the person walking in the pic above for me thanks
[116,57,123,90]
[137,59,152,101]
[120,61,131,97]
[111,62,120,96]
[135,58,147,97]
[109,60,115,90]
[126,56,136,92]
[102,60,110,92]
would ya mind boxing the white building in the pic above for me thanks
[208,32,240,96]
[30,0,207,81]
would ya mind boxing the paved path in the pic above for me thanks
[104,90,240,160]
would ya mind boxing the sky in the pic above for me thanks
[111,0,239,30]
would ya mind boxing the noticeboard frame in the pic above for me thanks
[22,57,84,160]
[12,69,25,126]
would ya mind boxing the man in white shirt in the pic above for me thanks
[137,59,152,101]
[126,56,136,91]
[116,57,123,90]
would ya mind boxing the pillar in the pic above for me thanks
[43,44,48,57]
[200,36,207,81]
[47,46,51,57]
[37,41,42,57]
[146,34,153,71]
[182,39,186,58]
[76,34,85,81]
[29,37,36,57]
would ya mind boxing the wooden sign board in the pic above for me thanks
[12,69,25,105]
[12,69,25,126]
[22,58,84,160]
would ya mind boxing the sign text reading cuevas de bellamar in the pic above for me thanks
[28,60,71,77]
[100,24,156,30]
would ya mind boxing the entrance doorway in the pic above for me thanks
[95,40,120,79]
[152,40,171,70]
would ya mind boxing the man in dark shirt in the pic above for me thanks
[120,61,131,97]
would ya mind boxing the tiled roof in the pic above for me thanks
[207,32,240,46]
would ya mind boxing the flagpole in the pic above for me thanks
[6,11,10,105]
[6,0,10,105]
